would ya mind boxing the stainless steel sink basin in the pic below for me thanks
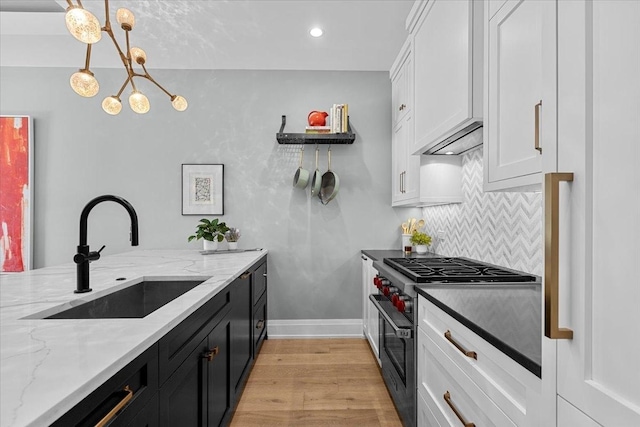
[30,278,209,319]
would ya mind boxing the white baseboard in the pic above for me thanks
[267,319,364,339]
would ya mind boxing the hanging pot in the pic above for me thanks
[310,147,322,197]
[293,147,309,188]
[319,147,340,205]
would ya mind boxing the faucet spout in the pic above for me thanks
[74,195,139,293]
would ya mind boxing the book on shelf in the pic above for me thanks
[329,103,349,133]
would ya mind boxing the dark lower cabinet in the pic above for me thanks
[53,255,268,427]
[206,318,231,427]
[230,272,252,397]
[159,336,206,426]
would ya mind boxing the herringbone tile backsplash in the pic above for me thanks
[422,146,543,276]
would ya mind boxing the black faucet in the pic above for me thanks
[73,195,139,293]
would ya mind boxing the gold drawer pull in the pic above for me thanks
[256,320,265,330]
[534,100,542,153]
[444,391,475,427]
[95,385,133,427]
[544,173,574,339]
[240,271,251,279]
[203,346,219,362]
[444,330,477,360]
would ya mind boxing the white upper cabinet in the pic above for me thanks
[391,38,413,127]
[483,0,557,191]
[409,0,483,155]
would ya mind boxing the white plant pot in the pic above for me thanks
[203,240,218,251]
[228,242,238,251]
[415,245,428,254]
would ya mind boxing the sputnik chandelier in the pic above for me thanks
[64,0,188,115]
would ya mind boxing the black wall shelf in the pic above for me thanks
[276,115,356,144]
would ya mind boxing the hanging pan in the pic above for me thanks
[293,146,309,189]
[319,147,340,205]
[310,146,322,197]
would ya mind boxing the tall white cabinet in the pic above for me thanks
[543,1,640,425]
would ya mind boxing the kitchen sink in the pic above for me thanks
[28,278,209,319]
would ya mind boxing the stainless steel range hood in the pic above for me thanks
[422,121,483,155]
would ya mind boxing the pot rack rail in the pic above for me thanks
[276,115,356,144]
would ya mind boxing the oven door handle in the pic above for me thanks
[369,294,413,339]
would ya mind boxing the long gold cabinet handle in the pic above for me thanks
[95,386,133,427]
[443,391,476,427]
[240,271,251,280]
[544,173,574,339]
[444,330,477,360]
[535,100,543,153]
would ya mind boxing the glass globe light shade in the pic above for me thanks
[130,47,147,65]
[65,6,102,44]
[129,91,150,114]
[171,95,188,112]
[116,8,136,31]
[69,70,99,97]
[102,96,122,115]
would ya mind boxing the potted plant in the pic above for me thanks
[224,228,241,251]
[188,218,229,251]
[410,231,432,254]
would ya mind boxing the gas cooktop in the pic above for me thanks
[383,257,537,284]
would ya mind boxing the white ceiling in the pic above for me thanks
[0,0,414,71]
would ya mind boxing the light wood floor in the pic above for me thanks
[230,338,403,427]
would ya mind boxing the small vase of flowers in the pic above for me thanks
[225,228,241,251]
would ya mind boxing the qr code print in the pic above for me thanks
[194,177,212,202]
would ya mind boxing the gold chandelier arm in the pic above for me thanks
[140,64,174,98]
[83,43,92,71]
[104,0,111,27]
[103,27,130,69]
[66,0,74,7]
[77,0,84,8]
[125,31,132,65]
[115,75,132,98]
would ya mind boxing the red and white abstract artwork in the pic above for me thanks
[0,116,33,272]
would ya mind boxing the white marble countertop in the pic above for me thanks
[0,249,268,427]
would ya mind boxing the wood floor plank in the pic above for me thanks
[230,338,403,427]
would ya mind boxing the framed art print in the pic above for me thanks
[0,115,34,272]
[182,164,224,215]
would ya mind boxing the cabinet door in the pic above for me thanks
[207,318,232,427]
[412,0,482,154]
[159,339,206,427]
[484,0,556,191]
[391,38,412,127]
[392,114,420,205]
[361,255,380,365]
[230,273,252,396]
[549,1,640,425]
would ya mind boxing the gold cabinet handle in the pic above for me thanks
[534,100,543,153]
[256,320,265,330]
[443,391,475,427]
[95,386,133,427]
[544,172,574,339]
[203,346,220,362]
[240,271,251,279]
[444,330,477,360]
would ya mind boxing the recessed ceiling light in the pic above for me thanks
[445,151,455,155]
[309,27,323,37]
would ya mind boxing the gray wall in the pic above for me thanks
[1,67,419,320]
